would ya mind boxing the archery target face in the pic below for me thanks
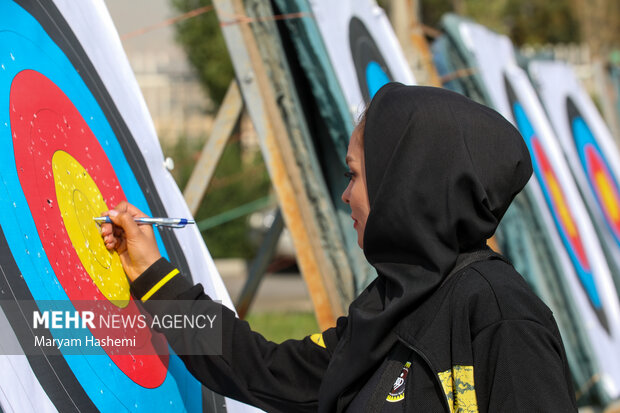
[505,79,603,320]
[309,0,415,117]
[568,101,620,245]
[12,70,131,307]
[529,61,620,281]
[11,68,168,385]
[502,69,620,398]
[572,117,620,241]
[0,1,204,410]
[455,19,620,398]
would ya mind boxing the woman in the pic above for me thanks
[102,83,577,412]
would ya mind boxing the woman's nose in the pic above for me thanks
[341,183,351,204]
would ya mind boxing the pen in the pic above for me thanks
[93,216,195,228]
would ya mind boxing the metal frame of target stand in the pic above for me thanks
[183,0,355,329]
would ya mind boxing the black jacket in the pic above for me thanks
[131,254,577,412]
[319,83,539,411]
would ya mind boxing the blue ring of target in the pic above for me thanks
[0,2,200,411]
[365,61,390,100]
[571,116,620,246]
[512,103,602,309]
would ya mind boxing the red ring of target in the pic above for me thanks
[11,69,167,388]
[585,145,620,238]
[532,137,590,270]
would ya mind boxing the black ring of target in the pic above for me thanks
[348,16,393,103]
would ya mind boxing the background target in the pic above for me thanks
[348,16,393,102]
[0,1,244,411]
[505,79,606,329]
[568,99,620,244]
[449,18,620,399]
[528,60,620,299]
[308,0,415,116]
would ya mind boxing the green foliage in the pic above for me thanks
[246,311,319,343]
[420,0,453,32]
[170,0,234,106]
[164,135,203,191]
[168,1,272,258]
[501,0,579,46]
[421,0,580,46]
[163,135,271,258]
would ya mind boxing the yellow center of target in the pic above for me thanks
[546,171,578,237]
[595,170,620,222]
[52,150,129,307]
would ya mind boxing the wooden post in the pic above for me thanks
[212,0,351,328]
[390,0,442,87]
[183,81,243,215]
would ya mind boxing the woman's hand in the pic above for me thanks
[101,201,162,282]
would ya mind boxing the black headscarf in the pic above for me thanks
[318,83,533,411]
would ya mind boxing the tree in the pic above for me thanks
[168,1,274,259]
[418,0,580,46]
[570,0,619,58]
[501,0,579,46]
[170,0,234,106]
[163,134,271,259]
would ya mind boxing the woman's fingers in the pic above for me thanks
[107,209,142,239]
[100,201,162,281]
[114,200,148,218]
[109,201,155,240]
[100,210,114,240]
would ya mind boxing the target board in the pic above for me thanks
[454,20,620,399]
[308,0,415,117]
[529,60,620,291]
[0,1,257,412]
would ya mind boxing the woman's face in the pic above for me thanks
[341,125,370,248]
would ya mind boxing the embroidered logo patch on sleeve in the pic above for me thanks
[438,365,478,412]
[386,361,411,402]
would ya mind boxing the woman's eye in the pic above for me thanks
[344,171,354,180]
